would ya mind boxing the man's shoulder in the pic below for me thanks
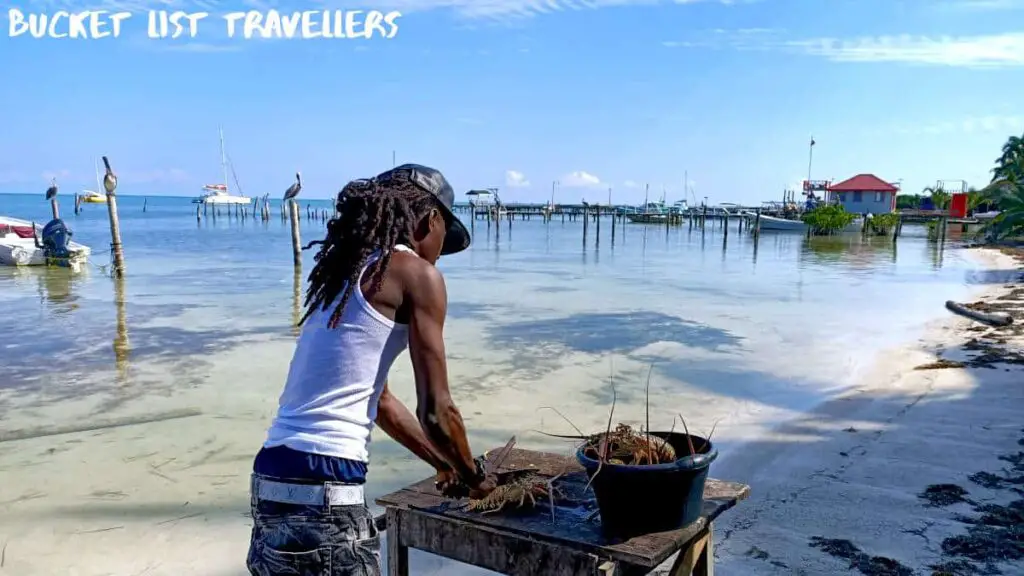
[391,250,444,288]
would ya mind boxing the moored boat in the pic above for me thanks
[0,216,91,271]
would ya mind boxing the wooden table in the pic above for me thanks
[375,448,750,576]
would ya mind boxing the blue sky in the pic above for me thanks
[1,0,1022,204]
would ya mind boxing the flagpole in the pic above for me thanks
[807,136,815,199]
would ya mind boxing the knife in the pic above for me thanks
[483,435,517,475]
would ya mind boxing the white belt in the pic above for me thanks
[253,475,365,507]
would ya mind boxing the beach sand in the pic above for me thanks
[707,247,1024,576]
[0,248,1020,575]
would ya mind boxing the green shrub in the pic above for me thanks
[801,204,857,235]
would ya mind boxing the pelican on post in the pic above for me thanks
[45,178,59,219]
[284,172,302,202]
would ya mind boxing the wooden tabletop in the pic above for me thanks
[376,448,750,569]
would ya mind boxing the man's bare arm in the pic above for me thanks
[405,262,481,486]
[375,381,452,474]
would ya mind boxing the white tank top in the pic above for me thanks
[262,245,415,463]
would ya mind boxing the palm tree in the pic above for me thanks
[923,185,951,210]
[992,132,1024,183]
[979,150,1024,240]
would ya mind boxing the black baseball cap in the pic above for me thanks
[374,163,471,256]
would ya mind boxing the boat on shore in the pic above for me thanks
[192,128,252,205]
[0,216,91,271]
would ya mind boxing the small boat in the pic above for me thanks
[192,127,252,205]
[80,190,106,204]
[0,216,91,271]
[749,213,808,231]
[741,211,864,232]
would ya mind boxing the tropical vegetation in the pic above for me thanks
[978,132,1024,241]
[801,204,856,235]
[867,213,900,236]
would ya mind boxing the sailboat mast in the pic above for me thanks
[643,183,650,214]
[94,158,102,193]
[219,127,229,193]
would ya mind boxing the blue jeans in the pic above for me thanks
[247,447,380,576]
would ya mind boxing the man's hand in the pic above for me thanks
[468,474,498,500]
[435,469,498,500]
[435,469,468,498]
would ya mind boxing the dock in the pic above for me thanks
[376,447,750,576]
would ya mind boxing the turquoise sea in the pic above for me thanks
[0,192,992,574]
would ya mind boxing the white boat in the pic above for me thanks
[192,128,251,205]
[80,189,106,204]
[742,211,864,232]
[0,216,91,270]
[974,210,1000,220]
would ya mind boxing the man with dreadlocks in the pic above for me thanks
[245,164,495,576]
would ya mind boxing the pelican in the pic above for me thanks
[45,178,58,200]
[284,172,302,201]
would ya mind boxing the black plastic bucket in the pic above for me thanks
[575,431,718,541]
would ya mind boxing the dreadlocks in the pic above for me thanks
[298,177,440,329]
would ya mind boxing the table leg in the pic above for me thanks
[385,509,409,576]
[666,524,713,576]
[693,523,714,576]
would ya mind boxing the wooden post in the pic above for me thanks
[611,208,616,244]
[595,205,601,246]
[196,204,202,222]
[753,208,761,241]
[102,156,126,277]
[582,206,589,247]
[113,274,130,378]
[291,264,303,337]
[143,198,148,213]
[74,193,81,215]
[723,214,729,239]
[49,197,60,220]
[289,199,303,266]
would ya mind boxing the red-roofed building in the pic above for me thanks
[827,174,900,214]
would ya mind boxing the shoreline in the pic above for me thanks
[708,246,1024,575]
[0,247,1017,575]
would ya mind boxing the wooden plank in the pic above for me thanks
[376,448,750,568]
[386,508,409,576]
[667,530,708,576]
[394,507,603,576]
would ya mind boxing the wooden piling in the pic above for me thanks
[113,274,130,376]
[143,198,148,213]
[49,197,60,220]
[582,205,589,247]
[289,199,302,266]
[74,193,81,215]
[102,157,126,277]
[595,205,601,246]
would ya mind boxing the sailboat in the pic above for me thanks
[80,159,106,203]
[192,128,251,205]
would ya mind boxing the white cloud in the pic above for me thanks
[893,115,1023,135]
[786,33,1024,67]
[505,169,530,187]
[560,170,602,188]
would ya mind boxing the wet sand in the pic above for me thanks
[709,247,1024,575]
[0,248,1018,575]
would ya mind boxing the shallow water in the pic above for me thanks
[0,193,992,574]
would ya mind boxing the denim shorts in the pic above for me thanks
[246,473,381,576]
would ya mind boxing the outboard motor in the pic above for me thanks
[41,218,74,264]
